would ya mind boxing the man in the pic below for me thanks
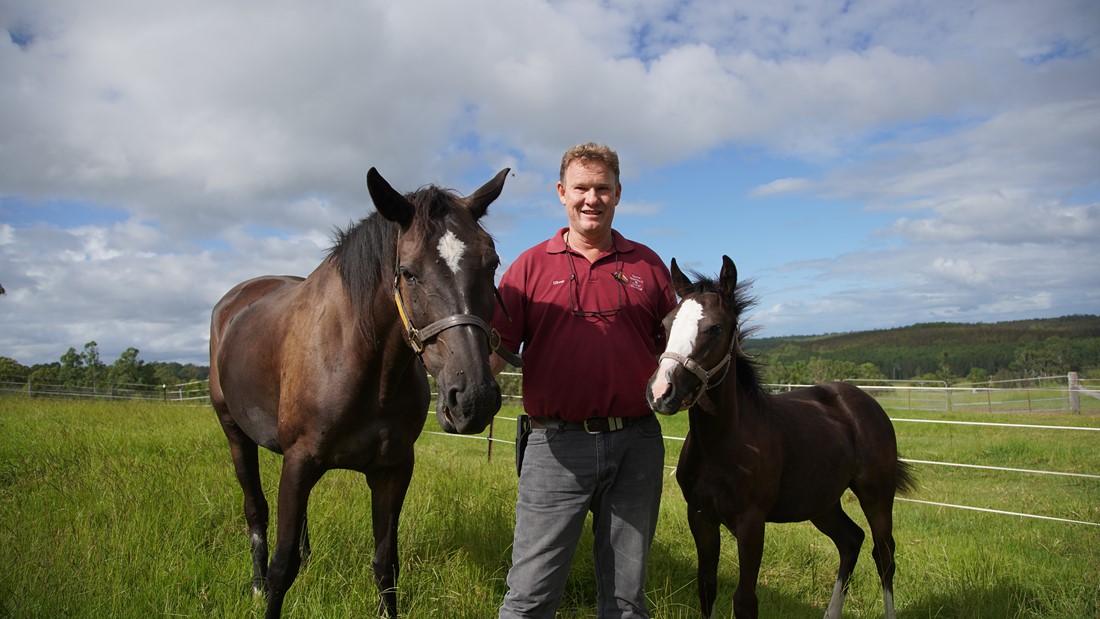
[492,142,677,618]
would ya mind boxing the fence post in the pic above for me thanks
[1069,372,1080,414]
[487,418,494,463]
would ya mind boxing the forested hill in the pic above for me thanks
[742,314,1100,381]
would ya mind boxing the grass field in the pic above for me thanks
[1,397,1097,618]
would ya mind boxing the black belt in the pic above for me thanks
[528,414,652,434]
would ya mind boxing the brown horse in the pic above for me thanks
[209,167,515,618]
[647,256,915,619]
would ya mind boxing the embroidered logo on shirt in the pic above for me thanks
[627,274,644,291]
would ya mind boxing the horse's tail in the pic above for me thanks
[895,458,917,496]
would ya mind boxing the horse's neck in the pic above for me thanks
[315,260,420,384]
[368,286,421,377]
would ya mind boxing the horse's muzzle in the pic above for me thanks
[436,373,501,434]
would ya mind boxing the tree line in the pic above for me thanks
[0,341,209,389]
[3,315,1097,393]
[745,314,1100,385]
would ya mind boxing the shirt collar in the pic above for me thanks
[546,228,635,255]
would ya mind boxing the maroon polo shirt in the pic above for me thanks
[493,228,676,421]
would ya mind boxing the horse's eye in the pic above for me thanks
[398,267,418,284]
[706,324,723,336]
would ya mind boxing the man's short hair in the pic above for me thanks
[559,142,620,183]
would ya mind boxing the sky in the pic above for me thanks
[1,0,1098,367]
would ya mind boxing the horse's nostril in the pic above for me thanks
[446,386,461,409]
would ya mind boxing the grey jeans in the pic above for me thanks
[499,414,665,619]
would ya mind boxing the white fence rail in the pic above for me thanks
[0,379,210,403]
[5,373,1097,414]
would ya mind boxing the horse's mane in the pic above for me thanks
[681,271,767,400]
[326,185,466,337]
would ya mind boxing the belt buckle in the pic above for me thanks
[584,417,623,434]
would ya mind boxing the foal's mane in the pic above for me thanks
[327,185,474,337]
[681,271,767,399]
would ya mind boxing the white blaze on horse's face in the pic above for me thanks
[437,230,466,275]
[650,298,704,402]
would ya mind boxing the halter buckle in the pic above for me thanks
[406,328,424,354]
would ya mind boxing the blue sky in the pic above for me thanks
[2,0,1098,366]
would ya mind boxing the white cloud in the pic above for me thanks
[1,0,1098,361]
[0,218,328,364]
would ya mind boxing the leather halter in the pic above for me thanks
[391,242,523,368]
[658,327,738,407]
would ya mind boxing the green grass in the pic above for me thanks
[1,398,1097,617]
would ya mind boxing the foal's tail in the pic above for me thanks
[895,458,917,496]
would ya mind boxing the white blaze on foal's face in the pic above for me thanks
[649,298,704,402]
[437,230,466,275]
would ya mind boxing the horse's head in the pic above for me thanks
[647,255,741,415]
[368,167,510,434]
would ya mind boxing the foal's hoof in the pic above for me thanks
[250,579,268,599]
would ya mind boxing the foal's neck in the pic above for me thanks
[688,376,748,441]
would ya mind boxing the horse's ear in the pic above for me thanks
[465,168,510,220]
[670,258,692,298]
[718,255,738,300]
[366,167,414,229]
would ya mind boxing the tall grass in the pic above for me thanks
[1,397,1097,617]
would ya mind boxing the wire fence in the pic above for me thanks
[460,410,1100,528]
[4,373,1097,526]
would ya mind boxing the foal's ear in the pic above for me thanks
[670,258,693,298]
[366,168,414,229]
[718,255,738,300]
[465,168,511,220]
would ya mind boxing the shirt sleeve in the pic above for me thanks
[491,257,526,356]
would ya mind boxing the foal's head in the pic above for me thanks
[367,168,509,434]
[647,255,752,415]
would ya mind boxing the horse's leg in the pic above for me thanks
[810,501,865,619]
[686,503,721,618]
[731,512,766,619]
[366,458,414,618]
[265,451,322,619]
[856,492,899,619]
[219,419,270,596]
[299,511,311,565]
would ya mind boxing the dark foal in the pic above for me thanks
[647,255,915,619]
[210,168,513,617]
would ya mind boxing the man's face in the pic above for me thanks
[558,159,621,240]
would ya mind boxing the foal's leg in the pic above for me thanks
[219,420,270,596]
[686,503,722,618]
[856,492,899,619]
[366,457,414,618]
[265,451,322,619]
[810,501,865,619]
[731,512,766,619]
